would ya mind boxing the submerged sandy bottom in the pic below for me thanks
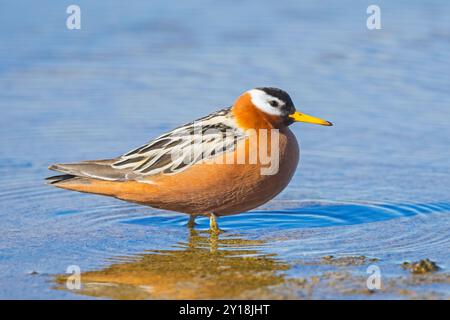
[25,200,450,299]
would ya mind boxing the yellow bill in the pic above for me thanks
[289,111,333,126]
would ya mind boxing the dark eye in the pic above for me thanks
[269,100,278,107]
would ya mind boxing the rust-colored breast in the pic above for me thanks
[123,127,299,215]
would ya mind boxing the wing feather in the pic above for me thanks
[112,107,246,177]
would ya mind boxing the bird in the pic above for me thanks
[47,87,332,233]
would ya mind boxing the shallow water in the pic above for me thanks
[1,0,450,299]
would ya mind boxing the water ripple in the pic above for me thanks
[124,200,450,230]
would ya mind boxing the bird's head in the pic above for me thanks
[232,87,332,129]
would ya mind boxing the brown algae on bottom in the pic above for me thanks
[320,255,379,266]
[402,259,440,274]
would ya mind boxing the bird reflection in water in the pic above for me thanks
[55,229,290,299]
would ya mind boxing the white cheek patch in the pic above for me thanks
[247,89,283,116]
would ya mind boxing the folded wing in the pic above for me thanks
[48,107,246,182]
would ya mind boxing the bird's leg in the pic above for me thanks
[209,213,220,234]
[187,215,197,229]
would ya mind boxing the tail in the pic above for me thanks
[45,174,78,185]
[47,159,131,180]
[46,159,127,195]
[46,159,158,202]
[47,160,159,204]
